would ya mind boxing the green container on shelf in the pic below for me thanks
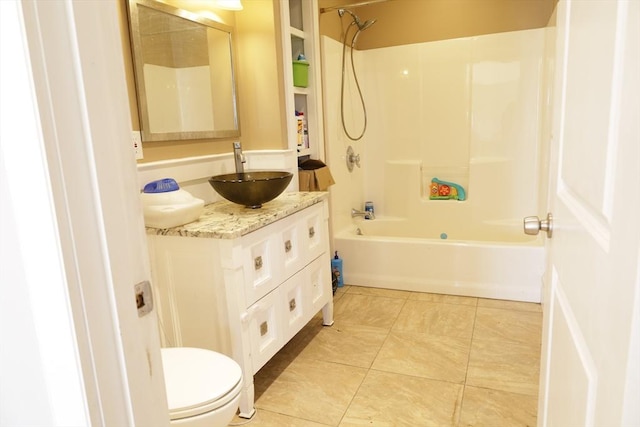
[292,60,309,87]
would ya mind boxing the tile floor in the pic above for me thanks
[230,285,542,426]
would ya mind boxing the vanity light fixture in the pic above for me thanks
[214,0,243,10]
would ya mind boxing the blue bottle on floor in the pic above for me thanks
[331,251,344,288]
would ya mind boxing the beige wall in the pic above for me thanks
[318,0,556,49]
[119,0,285,163]
[234,0,287,153]
[119,0,555,163]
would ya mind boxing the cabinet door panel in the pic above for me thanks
[242,233,280,306]
[307,254,331,314]
[280,220,304,281]
[280,270,309,342]
[300,204,327,264]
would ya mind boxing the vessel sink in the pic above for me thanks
[208,171,293,208]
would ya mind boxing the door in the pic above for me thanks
[539,1,639,426]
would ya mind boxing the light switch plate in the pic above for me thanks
[134,280,153,317]
[132,131,143,160]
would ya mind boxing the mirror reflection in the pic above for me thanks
[128,0,240,142]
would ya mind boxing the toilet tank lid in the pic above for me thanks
[161,347,242,418]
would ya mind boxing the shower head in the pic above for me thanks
[338,8,375,31]
[359,19,376,30]
[351,19,375,44]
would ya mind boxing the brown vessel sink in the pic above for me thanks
[208,171,293,208]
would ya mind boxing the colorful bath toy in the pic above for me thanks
[429,178,466,201]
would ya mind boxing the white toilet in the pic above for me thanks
[161,347,243,427]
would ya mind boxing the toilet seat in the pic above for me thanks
[161,347,243,421]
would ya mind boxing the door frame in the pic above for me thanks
[1,0,168,424]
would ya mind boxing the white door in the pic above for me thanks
[538,1,639,426]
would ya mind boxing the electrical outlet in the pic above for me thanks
[132,131,143,160]
[134,280,153,317]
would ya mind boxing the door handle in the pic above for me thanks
[524,213,553,238]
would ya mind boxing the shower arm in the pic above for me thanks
[320,0,389,14]
[339,8,361,26]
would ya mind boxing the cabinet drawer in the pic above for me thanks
[242,202,326,306]
[247,290,282,374]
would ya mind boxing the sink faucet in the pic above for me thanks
[351,208,374,220]
[233,142,246,174]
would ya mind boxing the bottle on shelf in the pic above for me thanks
[295,110,305,148]
[302,114,309,149]
[295,110,309,149]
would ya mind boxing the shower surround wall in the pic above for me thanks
[323,28,547,240]
[322,29,549,300]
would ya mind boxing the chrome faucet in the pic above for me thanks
[233,142,246,174]
[351,208,374,220]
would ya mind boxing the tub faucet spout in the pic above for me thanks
[233,142,246,174]
[351,208,374,220]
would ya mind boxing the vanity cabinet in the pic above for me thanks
[146,195,333,418]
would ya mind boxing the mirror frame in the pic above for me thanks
[127,0,241,142]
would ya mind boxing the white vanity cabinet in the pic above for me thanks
[146,194,333,418]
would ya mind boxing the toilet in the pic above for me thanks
[161,347,243,427]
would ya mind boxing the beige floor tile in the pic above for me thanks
[340,370,464,426]
[333,293,406,330]
[459,386,538,426]
[254,358,367,426]
[249,288,543,427]
[478,298,542,313]
[410,292,478,307]
[372,330,471,383]
[474,307,542,346]
[228,408,329,427]
[297,322,389,368]
[333,285,351,302]
[393,300,476,340]
[466,339,540,397]
[346,285,412,299]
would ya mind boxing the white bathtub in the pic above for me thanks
[334,217,545,302]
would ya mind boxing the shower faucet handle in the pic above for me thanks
[346,146,361,172]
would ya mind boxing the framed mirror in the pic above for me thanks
[127,0,240,142]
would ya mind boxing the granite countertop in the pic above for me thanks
[146,192,327,239]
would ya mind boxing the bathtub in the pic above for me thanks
[334,217,545,302]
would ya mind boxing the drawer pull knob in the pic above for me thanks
[260,321,268,336]
[254,255,263,270]
[308,227,315,238]
[284,240,292,253]
[289,298,297,311]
